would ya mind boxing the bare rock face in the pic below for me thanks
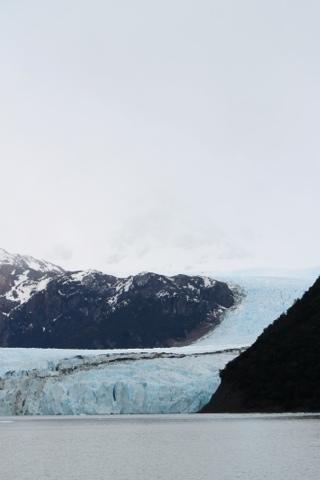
[0,248,237,349]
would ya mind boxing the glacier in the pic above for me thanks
[0,348,241,415]
[0,274,315,415]
[196,275,314,348]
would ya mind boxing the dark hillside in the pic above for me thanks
[202,276,320,412]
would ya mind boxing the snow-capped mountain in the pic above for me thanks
[0,248,64,313]
[0,248,237,349]
[0,248,64,274]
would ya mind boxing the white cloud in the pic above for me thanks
[0,0,319,275]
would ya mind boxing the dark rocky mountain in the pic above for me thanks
[0,248,237,349]
[0,249,64,344]
[202,275,320,412]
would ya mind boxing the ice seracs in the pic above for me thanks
[0,347,240,415]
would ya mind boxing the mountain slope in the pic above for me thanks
[0,248,64,342]
[202,275,320,412]
[0,249,237,349]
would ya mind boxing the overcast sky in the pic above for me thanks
[0,1,319,276]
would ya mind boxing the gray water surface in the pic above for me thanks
[1,414,320,480]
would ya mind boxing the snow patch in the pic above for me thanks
[70,271,88,283]
[4,274,51,306]
[203,277,216,288]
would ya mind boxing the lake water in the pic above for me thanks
[1,414,319,480]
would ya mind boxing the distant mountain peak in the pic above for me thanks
[0,247,64,274]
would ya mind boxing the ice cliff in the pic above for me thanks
[0,347,240,415]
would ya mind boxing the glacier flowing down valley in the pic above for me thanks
[195,275,314,348]
[0,274,315,415]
